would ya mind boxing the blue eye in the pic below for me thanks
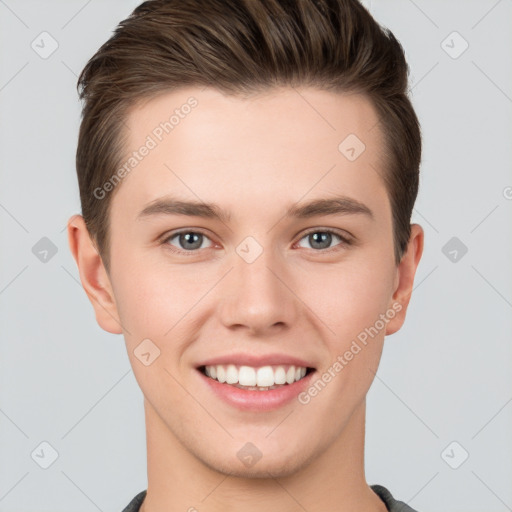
[297,230,350,251]
[164,231,214,253]
[162,228,351,255]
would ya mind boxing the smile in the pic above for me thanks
[199,364,314,390]
[196,362,317,411]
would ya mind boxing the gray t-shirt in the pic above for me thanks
[122,484,418,511]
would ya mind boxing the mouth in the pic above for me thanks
[194,354,318,411]
[197,364,316,391]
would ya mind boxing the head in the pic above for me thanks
[69,0,423,479]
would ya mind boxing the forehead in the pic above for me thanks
[112,86,388,221]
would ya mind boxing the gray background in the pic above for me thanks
[0,1,511,511]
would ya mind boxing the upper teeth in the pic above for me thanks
[204,364,308,387]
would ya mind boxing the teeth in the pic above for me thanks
[216,365,226,383]
[256,366,274,387]
[226,364,238,384]
[239,366,256,386]
[274,366,286,384]
[202,364,310,388]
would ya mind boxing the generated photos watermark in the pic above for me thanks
[298,302,402,405]
[93,96,198,200]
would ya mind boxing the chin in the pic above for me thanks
[198,444,317,479]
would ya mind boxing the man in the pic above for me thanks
[68,1,424,510]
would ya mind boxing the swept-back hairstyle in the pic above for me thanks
[77,0,421,271]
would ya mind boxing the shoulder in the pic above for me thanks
[370,484,420,512]
[122,486,418,512]
[121,490,147,512]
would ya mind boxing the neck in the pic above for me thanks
[139,398,387,512]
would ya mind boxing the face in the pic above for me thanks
[72,86,422,478]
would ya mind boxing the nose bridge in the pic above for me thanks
[218,237,298,333]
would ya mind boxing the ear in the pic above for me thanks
[385,223,424,336]
[67,214,123,334]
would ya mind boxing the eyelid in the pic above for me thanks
[298,226,353,243]
[160,227,354,254]
[293,227,353,252]
[161,227,212,241]
[160,228,216,255]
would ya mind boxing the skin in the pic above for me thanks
[68,86,423,512]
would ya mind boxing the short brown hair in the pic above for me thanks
[76,0,421,272]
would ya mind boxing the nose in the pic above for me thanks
[218,244,299,335]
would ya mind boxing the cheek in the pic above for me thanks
[303,256,396,342]
[109,257,195,398]
[304,263,394,406]
[110,250,213,349]
[109,249,170,336]
[336,262,396,379]
[110,229,396,345]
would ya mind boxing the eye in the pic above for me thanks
[296,229,351,251]
[161,228,352,256]
[162,230,214,254]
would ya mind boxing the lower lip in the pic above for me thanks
[197,368,316,412]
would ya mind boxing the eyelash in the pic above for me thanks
[160,228,353,256]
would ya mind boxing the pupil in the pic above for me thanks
[177,232,332,251]
[311,232,331,249]
[181,232,202,250]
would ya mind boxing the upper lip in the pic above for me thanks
[196,353,315,369]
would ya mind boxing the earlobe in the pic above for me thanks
[385,224,424,336]
[67,214,124,335]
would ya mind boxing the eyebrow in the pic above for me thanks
[137,195,374,223]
